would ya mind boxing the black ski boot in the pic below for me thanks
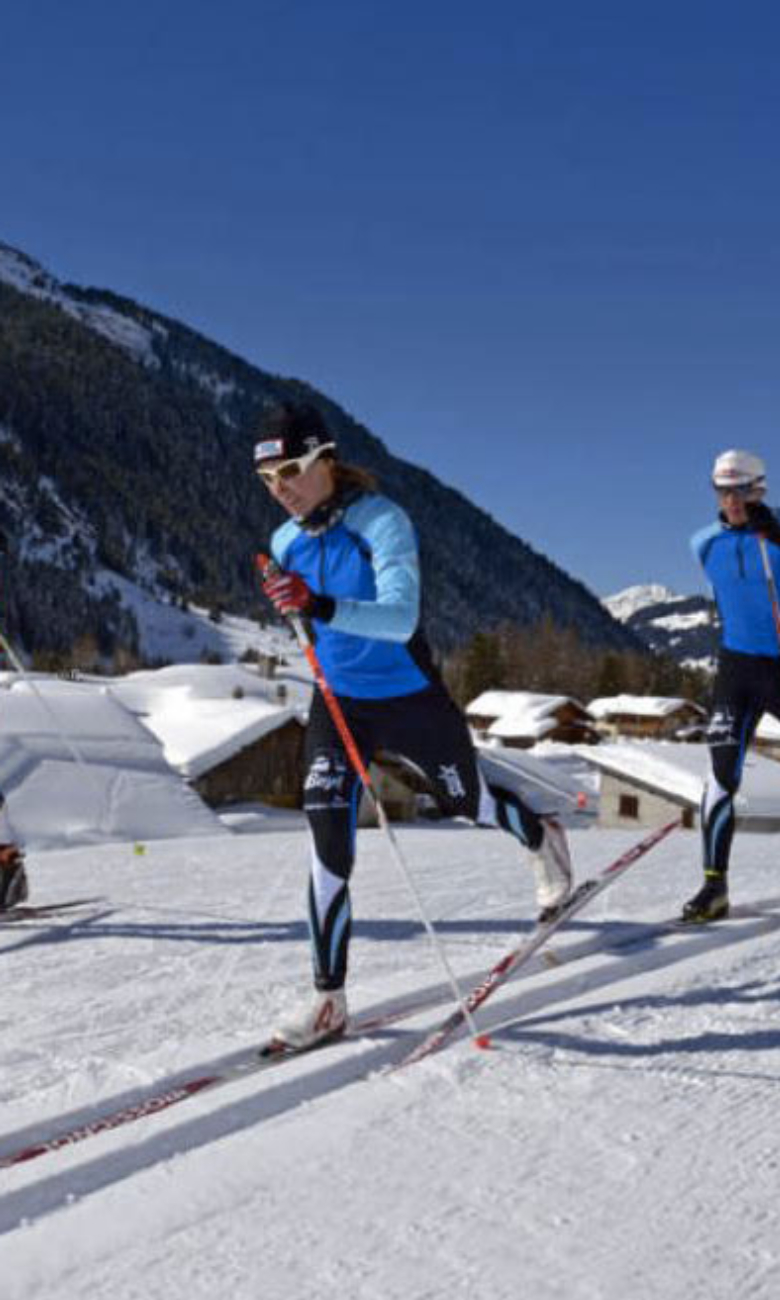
[0,845,28,913]
[680,875,729,924]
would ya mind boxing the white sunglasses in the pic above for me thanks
[255,443,335,487]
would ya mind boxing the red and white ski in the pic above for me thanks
[394,817,681,1069]
[0,822,680,1169]
[0,986,453,1170]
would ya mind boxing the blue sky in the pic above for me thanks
[2,0,779,597]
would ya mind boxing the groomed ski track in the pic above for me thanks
[2,897,780,1231]
[3,825,780,1300]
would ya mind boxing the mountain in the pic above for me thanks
[0,239,640,664]
[603,584,718,670]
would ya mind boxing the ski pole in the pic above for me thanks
[255,554,481,1040]
[757,535,780,651]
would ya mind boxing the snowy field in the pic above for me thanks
[2,817,780,1299]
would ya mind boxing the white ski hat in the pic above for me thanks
[711,449,767,494]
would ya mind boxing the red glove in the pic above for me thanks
[262,570,315,616]
[262,569,336,622]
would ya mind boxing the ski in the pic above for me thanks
[0,988,457,1170]
[394,817,682,1069]
[1,910,650,1171]
[0,1032,354,1170]
[0,898,102,926]
[0,826,682,1170]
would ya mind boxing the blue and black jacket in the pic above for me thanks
[692,511,780,657]
[270,491,438,699]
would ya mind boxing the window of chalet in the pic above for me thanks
[618,793,640,819]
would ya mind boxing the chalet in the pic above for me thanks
[0,674,226,847]
[191,714,306,809]
[577,740,780,832]
[108,663,309,810]
[467,690,599,749]
[587,695,706,741]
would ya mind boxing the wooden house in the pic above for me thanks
[587,695,706,741]
[578,740,780,832]
[192,715,306,808]
[467,690,599,749]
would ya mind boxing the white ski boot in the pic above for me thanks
[271,988,348,1051]
[530,818,572,923]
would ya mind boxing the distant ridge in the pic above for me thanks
[604,584,718,671]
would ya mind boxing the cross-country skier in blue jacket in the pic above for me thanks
[255,402,574,1048]
[682,449,780,923]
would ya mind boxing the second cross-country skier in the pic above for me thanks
[682,448,780,923]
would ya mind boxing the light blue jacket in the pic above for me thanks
[271,493,433,698]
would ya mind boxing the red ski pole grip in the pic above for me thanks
[256,552,277,579]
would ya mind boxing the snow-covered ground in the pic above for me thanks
[3,813,780,1299]
[88,570,298,667]
[0,663,312,852]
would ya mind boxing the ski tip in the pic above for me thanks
[473,1034,493,1051]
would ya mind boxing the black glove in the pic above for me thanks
[746,502,780,546]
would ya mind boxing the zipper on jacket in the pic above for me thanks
[737,534,746,579]
[318,535,327,592]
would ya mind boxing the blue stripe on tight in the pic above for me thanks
[349,778,360,849]
[504,801,530,847]
[307,909,321,982]
[312,781,359,982]
[708,798,731,865]
[329,895,351,973]
[735,709,757,779]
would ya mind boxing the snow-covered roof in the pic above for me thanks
[477,743,596,818]
[577,740,780,815]
[107,664,304,778]
[107,663,288,710]
[466,690,527,717]
[136,693,298,779]
[0,676,226,848]
[0,677,167,774]
[588,695,704,720]
[468,690,582,721]
[487,697,574,740]
[467,691,590,739]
